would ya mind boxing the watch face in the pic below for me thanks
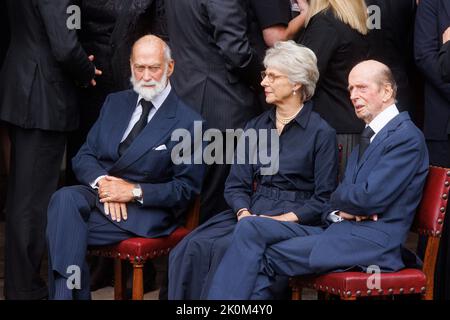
[133,188,141,197]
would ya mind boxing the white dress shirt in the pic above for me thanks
[367,104,400,143]
[120,82,172,142]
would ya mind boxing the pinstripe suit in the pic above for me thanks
[46,89,205,299]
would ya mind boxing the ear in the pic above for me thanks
[382,83,394,102]
[166,59,175,77]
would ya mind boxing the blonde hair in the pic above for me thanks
[306,0,368,35]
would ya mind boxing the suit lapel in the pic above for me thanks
[107,90,139,159]
[354,113,407,177]
[109,90,180,173]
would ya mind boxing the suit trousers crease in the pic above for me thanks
[4,126,65,299]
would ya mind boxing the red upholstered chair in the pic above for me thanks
[290,166,450,300]
[88,197,200,300]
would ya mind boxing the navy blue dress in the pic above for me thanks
[168,101,338,299]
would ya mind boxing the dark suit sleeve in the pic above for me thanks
[439,41,450,82]
[329,132,427,216]
[291,127,338,225]
[249,0,291,29]
[36,0,95,85]
[223,121,257,213]
[414,0,450,103]
[300,14,339,77]
[140,121,205,209]
[71,95,111,184]
[206,0,259,76]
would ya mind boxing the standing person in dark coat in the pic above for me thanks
[439,27,450,82]
[168,42,338,300]
[298,0,369,176]
[165,0,309,224]
[415,0,450,300]
[0,0,11,221]
[365,0,417,114]
[0,0,99,299]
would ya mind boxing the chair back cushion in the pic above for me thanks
[412,166,450,237]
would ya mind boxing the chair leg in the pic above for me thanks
[291,286,303,300]
[132,262,144,300]
[422,291,433,300]
[114,258,127,300]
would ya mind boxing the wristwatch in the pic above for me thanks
[327,211,344,223]
[132,184,143,202]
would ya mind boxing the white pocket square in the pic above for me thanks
[154,144,167,151]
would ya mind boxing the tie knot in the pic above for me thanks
[361,126,375,139]
[140,99,153,116]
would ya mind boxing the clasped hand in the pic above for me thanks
[98,176,135,222]
[339,211,378,222]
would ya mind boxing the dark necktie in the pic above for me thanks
[358,126,375,161]
[118,99,153,156]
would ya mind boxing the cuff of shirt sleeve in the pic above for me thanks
[91,175,106,189]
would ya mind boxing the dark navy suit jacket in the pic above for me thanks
[415,0,450,140]
[72,89,205,238]
[313,112,429,272]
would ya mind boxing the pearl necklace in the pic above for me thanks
[276,106,302,125]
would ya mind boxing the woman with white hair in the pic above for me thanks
[168,41,338,300]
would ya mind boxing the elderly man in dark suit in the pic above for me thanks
[415,0,450,300]
[0,0,99,300]
[206,61,429,300]
[46,35,205,300]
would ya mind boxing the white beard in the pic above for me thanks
[130,70,168,101]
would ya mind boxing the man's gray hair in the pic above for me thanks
[264,41,319,101]
[163,41,172,63]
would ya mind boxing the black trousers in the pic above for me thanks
[4,126,65,299]
[426,138,450,300]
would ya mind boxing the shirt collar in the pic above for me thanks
[367,104,399,135]
[137,81,172,111]
[267,100,313,129]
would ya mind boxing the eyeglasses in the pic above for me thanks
[261,71,288,83]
